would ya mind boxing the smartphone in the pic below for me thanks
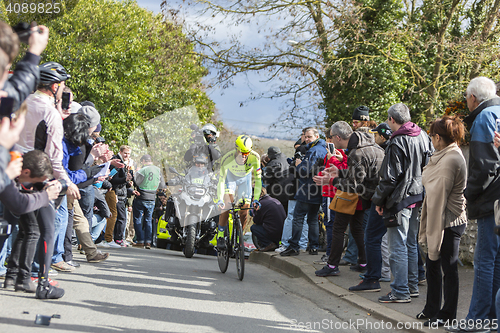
[108,168,118,178]
[327,142,335,154]
[0,97,15,119]
[61,92,71,110]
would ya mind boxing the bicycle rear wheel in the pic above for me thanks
[234,218,245,281]
[217,229,229,273]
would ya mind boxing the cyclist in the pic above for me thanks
[216,135,262,249]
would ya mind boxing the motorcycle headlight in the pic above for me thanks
[187,186,206,197]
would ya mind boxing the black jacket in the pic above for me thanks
[184,143,221,171]
[252,195,286,243]
[263,151,292,199]
[2,52,40,111]
[371,122,433,214]
[332,132,385,202]
[109,154,129,200]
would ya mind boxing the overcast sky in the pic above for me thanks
[134,0,303,140]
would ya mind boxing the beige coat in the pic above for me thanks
[419,143,467,261]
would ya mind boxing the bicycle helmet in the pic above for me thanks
[202,123,219,138]
[235,135,252,153]
[39,62,70,84]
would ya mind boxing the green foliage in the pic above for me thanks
[8,0,214,149]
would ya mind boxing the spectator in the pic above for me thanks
[280,128,326,257]
[132,154,164,249]
[447,76,500,332]
[416,116,467,327]
[3,150,64,299]
[371,103,433,303]
[317,128,347,264]
[104,145,132,248]
[275,128,310,254]
[251,188,286,252]
[313,121,384,277]
[352,105,377,130]
[262,146,290,212]
[0,22,49,111]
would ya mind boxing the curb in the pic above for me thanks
[249,251,432,333]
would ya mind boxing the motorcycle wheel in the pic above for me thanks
[217,228,229,274]
[235,218,245,281]
[184,216,197,258]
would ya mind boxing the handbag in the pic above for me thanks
[329,190,358,215]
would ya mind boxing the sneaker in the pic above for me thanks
[280,247,299,257]
[15,278,37,293]
[339,259,355,266]
[410,289,419,298]
[216,237,226,251]
[115,240,128,247]
[144,243,151,249]
[36,281,65,299]
[424,318,447,327]
[350,264,367,273]
[378,291,411,303]
[418,278,427,286]
[87,252,110,263]
[3,277,14,289]
[349,280,381,292]
[132,243,144,248]
[103,240,122,249]
[314,254,329,265]
[96,241,111,248]
[315,265,340,277]
[48,269,58,277]
[65,260,80,268]
[379,277,391,282]
[275,244,287,253]
[31,277,59,288]
[416,311,430,320]
[309,248,318,255]
[51,261,75,272]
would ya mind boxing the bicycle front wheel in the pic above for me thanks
[217,229,229,273]
[234,218,245,281]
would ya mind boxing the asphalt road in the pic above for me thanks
[0,247,409,333]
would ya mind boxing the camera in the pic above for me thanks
[12,22,42,44]
[294,151,304,160]
[95,137,106,144]
[29,179,68,197]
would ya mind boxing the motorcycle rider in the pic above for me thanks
[184,123,221,171]
[216,135,262,249]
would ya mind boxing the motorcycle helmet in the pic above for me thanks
[193,153,208,165]
[39,62,71,84]
[235,135,252,154]
[202,123,219,138]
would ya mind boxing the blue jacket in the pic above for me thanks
[294,139,327,204]
[463,97,500,219]
[62,138,88,185]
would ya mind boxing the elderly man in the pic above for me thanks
[446,77,500,333]
[371,103,433,303]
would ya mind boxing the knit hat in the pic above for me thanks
[78,105,100,127]
[352,106,370,121]
[369,123,392,140]
[267,146,281,159]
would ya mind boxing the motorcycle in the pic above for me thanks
[162,165,218,258]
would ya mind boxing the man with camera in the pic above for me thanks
[3,150,65,299]
[184,123,221,171]
[280,128,326,257]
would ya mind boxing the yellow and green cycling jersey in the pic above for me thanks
[217,149,262,202]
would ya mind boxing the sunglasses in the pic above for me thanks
[241,151,250,156]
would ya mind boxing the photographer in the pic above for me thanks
[184,123,221,171]
[3,150,65,299]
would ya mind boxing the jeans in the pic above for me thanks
[250,224,274,247]
[364,203,387,281]
[79,185,95,233]
[52,196,68,264]
[322,197,335,256]
[424,224,466,320]
[343,209,369,264]
[288,200,320,251]
[281,200,308,249]
[0,239,7,275]
[91,214,107,242]
[133,199,155,243]
[466,214,500,321]
[387,207,419,299]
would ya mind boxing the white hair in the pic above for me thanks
[466,77,497,103]
[330,121,353,140]
[387,103,411,125]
